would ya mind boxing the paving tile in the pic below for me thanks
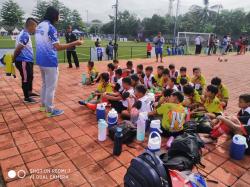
[58,138,78,151]
[2,164,29,183]
[47,152,69,166]
[0,146,19,160]
[22,149,44,163]
[89,148,111,162]
[98,156,122,173]
[31,172,54,186]
[41,144,62,157]
[204,152,227,166]
[36,137,56,148]
[17,141,38,154]
[61,171,87,186]
[64,146,86,159]
[53,160,77,174]
[0,133,16,151]
[32,131,50,141]
[230,156,250,169]
[12,130,34,145]
[1,155,25,176]
[6,177,34,187]
[80,163,105,182]
[91,174,117,187]
[26,158,51,171]
[116,151,134,165]
[65,127,85,138]
[212,146,230,159]
[40,180,64,187]
[200,158,217,174]
[232,180,249,187]
[240,170,250,184]
[210,167,238,186]
[221,160,246,177]
[71,154,95,169]
[108,166,127,185]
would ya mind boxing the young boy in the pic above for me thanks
[131,74,141,88]
[107,63,115,83]
[166,77,179,92]
[182,84,201,109]
[191,67,206,95]
[121,85,152,119]
[176,66,190,84]
[211,77,229,107]
[114,68,123,92]
[158,89,173,106]
[97,44,103,61]
[103,77,135,113]
[123,61,135,77]
[153,65,164,87]
[79,73,112,105]
[169,64,178,79]
[147,42,152,58]
[177,77,188,93]
[162,68,170,88]
[113,59,120,70]
[215,94,250,136]
[87,60,99,84]
[149,91,186,136]
[136,64,145,83]
[13,18,39,103]
[193,85,223,119]
[144,66,154,89]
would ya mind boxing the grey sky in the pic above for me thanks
[1,0,250,23]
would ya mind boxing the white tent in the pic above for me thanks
[12,28,20,35]
[0,27,7,33]
[72,29,84,34]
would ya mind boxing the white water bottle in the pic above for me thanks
[136,113,147,141]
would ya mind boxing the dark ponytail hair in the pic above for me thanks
[44,6,59,25]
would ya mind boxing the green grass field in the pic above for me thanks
[0,36,194,63]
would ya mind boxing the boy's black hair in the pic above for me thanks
[172,91,184,102]
[157,65,164,70]
[145,66,153,71]
[135,85,147,95]
[183,85,194,95]
[126,60,133,67]
[163,89,173,97]
[115,68,122,76]
[163,68,170,75]
[44,6,59,25]
[170,77,176,84]
[25,17,38,27]
[101,73,110,83]
[122,77,132,85]
[114,83,121,92]
[180,66,187,72]
[239,94,250,103]
[180,77,188,86]
[137,64,143,70]
[207,85,218,95]
[169,63,175,69]
[211,77,222,86]
[107,63,115,71]
[88,60,94,67]
[193,67,201,72]
[113,59,119,64]
[131,74,139,82]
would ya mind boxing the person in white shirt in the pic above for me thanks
[195,35,202,55]
[144,66,155,89]
[166,77,179,92]
[114,68,123,92]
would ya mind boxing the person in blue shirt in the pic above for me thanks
[35,7,83,117]
[96,44,103,61]
[153,32,165,63]
[13,18,38,104]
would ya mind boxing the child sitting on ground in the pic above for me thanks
[107,63,115,84]
[153,65,164,87]
[149,91,186,137]
[191,67,206,95]
[79,73,112,105]
[166,77,179,92]
[157,89,173,106]
[176,66,190,84]
[131,74,141,88]
[211,77,229,108]
[114,68,123,92]
[162,68,170,88]
[136,64,145,84]
[169,64,179,79]
[87,61,99,84]
[123,61,135,77]
[144,66,155,89]
[182,84,201,110]
[192,85,223,119]
[177,77,189,93]
[103,77,135,113]
[113,59,120,70]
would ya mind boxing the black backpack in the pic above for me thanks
[124,150,172,187]
[183,119,212,134]
[108,121,136,144]
[162,133,204,171]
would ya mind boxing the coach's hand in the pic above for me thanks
[75,37,84,46]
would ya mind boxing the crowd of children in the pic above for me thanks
[79,60,250,145]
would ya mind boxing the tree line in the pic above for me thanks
[0,0,250,38]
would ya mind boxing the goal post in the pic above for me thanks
[177,32,213,54]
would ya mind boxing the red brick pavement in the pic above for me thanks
[0,53,250,187]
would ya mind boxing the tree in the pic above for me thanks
[0,0,24,31]
[32,0,49,22]
[71,10,85,30]
[90,20,103,34]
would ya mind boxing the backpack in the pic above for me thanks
[184,119,212,134]
[124,150,172,187]
[108,121,136,144]
[162,133,204,171]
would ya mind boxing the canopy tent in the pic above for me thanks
[72,29,84,34]
[12,28,20,35]
[0,27,8,33]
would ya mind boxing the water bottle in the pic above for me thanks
[107,108,118,128]
[148,131,161,152]
[137,116,146,142]
[113,127,123,156]
[98,119,108,142]
[96,103,106,121]
[82,73,87,85]
[230,134,248,160]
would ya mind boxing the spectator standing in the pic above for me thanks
[153,32,165,63]
[95,38,100,47]
[195,35,202,55]
[106,41,114,60]
[208,34,215,55]
[65,25,79,68]
[146,42,152,58]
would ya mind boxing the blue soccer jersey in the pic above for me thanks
[35,21,59,67]
[15,30,33,62]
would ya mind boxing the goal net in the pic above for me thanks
[176,32,213,54]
